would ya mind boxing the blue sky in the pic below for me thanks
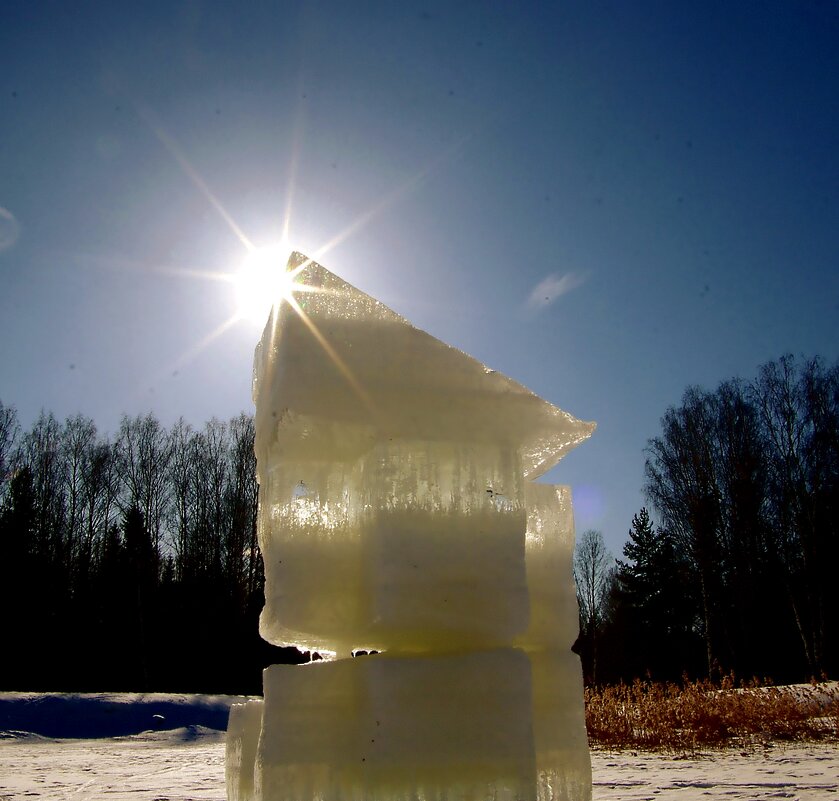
[1,1,837,555]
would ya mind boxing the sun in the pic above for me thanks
[234,245,297,324]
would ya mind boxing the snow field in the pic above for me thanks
[1,729,837,801]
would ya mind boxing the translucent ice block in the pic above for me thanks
[531,650,592,801]
[251,649,591,801]
[255,649,537,801]
[253,253,595,479]
[515,483,580,651]
[253,253,594,653]
[225,699,264,801]
[260,492,528,654]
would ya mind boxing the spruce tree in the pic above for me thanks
[616,508,702,679]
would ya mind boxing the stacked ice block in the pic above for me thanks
[226,252,595,801]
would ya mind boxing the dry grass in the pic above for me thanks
[584,677,839,754]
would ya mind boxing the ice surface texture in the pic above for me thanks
[253,254,593,479]
[226,700,263,801]
[253,252,594,654]
[517,483,579,650]
[228,252,594,801]
[254,649,590,801]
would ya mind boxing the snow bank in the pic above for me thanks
[0,691,246,739]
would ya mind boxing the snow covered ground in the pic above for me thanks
[591,744,838,800]
[0,692,836,801]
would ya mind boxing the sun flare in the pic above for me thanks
[234,245,297,324]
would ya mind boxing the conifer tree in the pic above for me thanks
[616,508,702,679]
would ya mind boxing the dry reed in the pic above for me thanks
[584,677,839,754]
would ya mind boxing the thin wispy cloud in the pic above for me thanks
[526,272,586,312]
[0,206,20,252]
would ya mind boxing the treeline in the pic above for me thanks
[3,354,835,692]
[0,408,305,694]
[576,355,839,686]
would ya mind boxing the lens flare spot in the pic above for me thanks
[571,484,605,528]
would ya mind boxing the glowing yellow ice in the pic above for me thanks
[228,252,595,801]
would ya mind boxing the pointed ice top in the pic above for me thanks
[254,253,594,479]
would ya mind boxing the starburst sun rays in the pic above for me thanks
[130,103,439,408]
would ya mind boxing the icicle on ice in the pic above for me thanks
[227,251,595,801]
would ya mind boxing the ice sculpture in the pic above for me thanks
[226,252,595,801]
